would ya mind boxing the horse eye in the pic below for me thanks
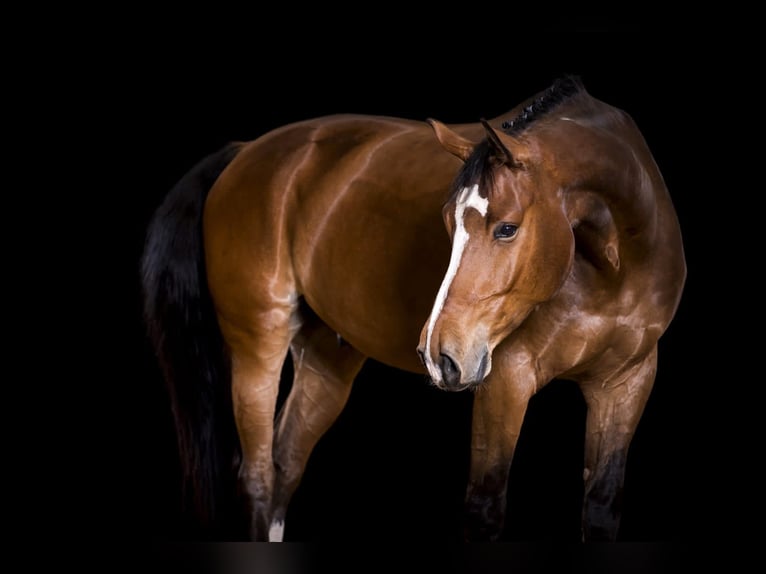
[494,222,519,240]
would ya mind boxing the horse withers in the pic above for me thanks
[141,76,686,541]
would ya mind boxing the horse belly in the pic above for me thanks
[297,201,450,373]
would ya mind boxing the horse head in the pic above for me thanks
[417,118,575,391]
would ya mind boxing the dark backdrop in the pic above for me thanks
[80,11,746,552]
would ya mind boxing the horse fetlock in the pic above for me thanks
[268,517,286,542]
[582,490,622,541]
[464,491,506,541]
[244,499,275,542]
[581,508,620,541]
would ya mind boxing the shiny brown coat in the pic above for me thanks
[143,77,686,541]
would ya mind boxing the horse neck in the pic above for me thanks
[549,113,667,246]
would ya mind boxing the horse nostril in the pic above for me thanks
[439,353,461,387]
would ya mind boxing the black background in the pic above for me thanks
[58,8,755,564]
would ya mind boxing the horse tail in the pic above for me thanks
[140,142,245,538]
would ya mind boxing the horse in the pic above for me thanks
[141,75,686,542]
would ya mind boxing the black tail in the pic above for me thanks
[140,142,245,539]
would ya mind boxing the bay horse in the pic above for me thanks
[141,76,686,541]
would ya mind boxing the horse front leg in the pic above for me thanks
[269,315,366,541]
[578,346,658,541]
[463,360,537,541]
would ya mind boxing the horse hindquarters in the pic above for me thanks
[201,141,369,539]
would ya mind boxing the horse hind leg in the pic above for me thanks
[220,299,301,542]
[578,345,658,541]
[269,309,366,542]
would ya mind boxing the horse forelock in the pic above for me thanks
[448,140,495,205]
[446,76,587,207]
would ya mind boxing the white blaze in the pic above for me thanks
[424,184,488,382]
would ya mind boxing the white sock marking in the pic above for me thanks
[268,519,285,542]
[424,184,488,382]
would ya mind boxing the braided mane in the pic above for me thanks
[501,75,585,135]
[447,76,587,203]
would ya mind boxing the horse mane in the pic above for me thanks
[447,75,586,202]
[501,75,585,135]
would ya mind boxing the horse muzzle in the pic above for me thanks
[417,344,491,391]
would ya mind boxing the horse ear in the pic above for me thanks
[426,118,476,162]
[480,118,524,169]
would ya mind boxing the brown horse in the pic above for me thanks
[141,76,686,541]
